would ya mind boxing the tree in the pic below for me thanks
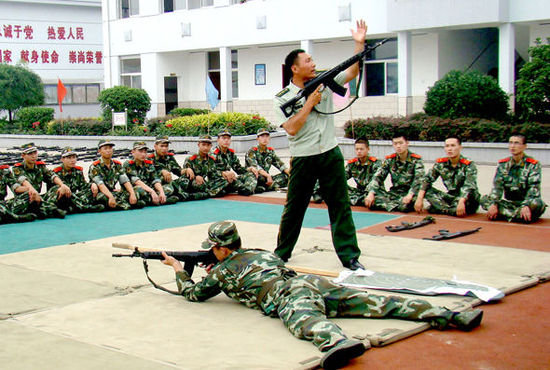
[516,38,550,123]
[98,85,151,125]
[0,63,45,122]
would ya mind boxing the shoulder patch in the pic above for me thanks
[411,153,422,159]
[75,166,83,171]
[0,164,9,169]
[348,158,358,164]
[526,157,538,165]
[252,147,258,151]
[113,160,122,165]
[92,160,100,165]
[14,162,23,167]
[214,148,220,155]
[275,87,289,98]
[128,160,135,165]
[268,147,274,151]
[385,153,396,159]
[53,166,63,173]
[147,153,155,158]
[35,161,46,165]
[459,158,471,165]
[209,155,216,161]
[144,160,153,165]
[229,148,235,153]
[189,154,198,160]
[498,157,511,163]
[436,157,449,163]
[167,152,174,156]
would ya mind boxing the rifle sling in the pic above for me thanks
[142,259,181,295]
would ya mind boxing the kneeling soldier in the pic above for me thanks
[124,141,178,206]
[415,137,480,216]
[88,140,139,210]
[245,128,289,193]
[183,135,219,199]
[481,134,547,223]
[148,135,190,201]
[0,164,36,223]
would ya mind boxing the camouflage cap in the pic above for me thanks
[133,141,148,150]
[61,147,78,158]
[217,128,232,138]
[155,135,170,144]
[201,221,240,249]
[198,134,213,143]
[21,142,38,154]
[256,128,270,137]
[98,139,115,148]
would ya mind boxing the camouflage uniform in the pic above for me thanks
[345,156,381,206]
[123,157,178,206]
[147,152,190,201]
[421,156,480,215]
[10,160,65,218]
[210,146,257,196]
[183,153,220,199]
[481,155,547,223]
[367,152,425,212]
[245,146,289,192]
[0,165,35,223]
[49,164,103,213]
[88,158,136,210]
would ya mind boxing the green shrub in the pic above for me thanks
[145,115,176,135]
[169,108,210,117]
[424,70,509,120]
[163,112,273,136]
[97,86,151,125]
[46,118,110,136]
[16,107,54,133]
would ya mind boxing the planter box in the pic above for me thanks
[338,138,550,166]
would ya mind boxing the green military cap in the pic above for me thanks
[256,128,270,137]
[61,147,78,158]
[155,135,170,144]
[217,128,232,138]
[21,142,38,154]
[201,221,241,249]
[198,134,213,143]
[98,139,115,148]
[133,141,148,150]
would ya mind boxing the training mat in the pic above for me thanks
[2,221,550,369]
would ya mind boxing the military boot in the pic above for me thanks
[451,309,483,331]
[320,339,367,370]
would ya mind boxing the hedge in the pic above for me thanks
[16,107,55,133]
[46,118,110,136]
[160,112,274,136]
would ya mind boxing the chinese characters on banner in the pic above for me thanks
[0,23,102,65]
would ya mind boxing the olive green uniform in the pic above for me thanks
[210,146,257,196]
[123,159,178,205]
[147,152,190,201]
[49,165,103,213]
[88,158,136,210]
[182,153,220,199]
[481,155,547,223]
[0,165,35,223]
[245,146,289,192]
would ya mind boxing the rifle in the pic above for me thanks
[280,38,389,118]
[386,216,435,232]
[423,227,481,241]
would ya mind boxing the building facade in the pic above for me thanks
[102,0,550,128]
[0,0,103,119]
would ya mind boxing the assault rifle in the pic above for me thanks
[423,227,482,241]
[280,38,389,118]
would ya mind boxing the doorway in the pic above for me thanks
[164,76,178,115]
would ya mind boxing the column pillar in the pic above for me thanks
[499,23,515,111]
[300,40,314,55]
[141,53,160,117]
[397,31,412,116]
[219,46,233,112]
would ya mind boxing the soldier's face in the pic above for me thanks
[444,138,462,158]
[61,155,77,169]
[155,142,169,156]
[198,142,212,155]
[22,151,38,164]
[392,137,408,155]
[292,53,316,81]
[257,134,270,147]
[508,136,526,156]
[99,145,114,159]
[132,148,147,162]
[218,135,231,150]
[355,143,369,159]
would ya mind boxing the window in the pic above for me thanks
[364,38,398,96]
[120,0,139,19]
[163,0,186,12]
[43,83,101,105]
[120,57,141,89]
[207,50,238,99]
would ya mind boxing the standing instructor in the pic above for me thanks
[273,20,367,270]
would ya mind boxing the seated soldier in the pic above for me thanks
[365,133,425,212]
[0,164,36,223]
[245,128,289,193]
[124,141,179,206]
[415,137,480,217]
[88,139,140,211]
[49,147,104,214]
[210,129,257,196]
[10,143,69,219]
[161,220,484,369]
[182,134,219,199]
[148,136,190,201]
[481,134,547,223]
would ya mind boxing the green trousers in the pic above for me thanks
[275,147,360,266]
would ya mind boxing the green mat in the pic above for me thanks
[0,199,397,254]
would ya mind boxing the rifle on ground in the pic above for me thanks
[386,216,435,232]
[423,227,481,241]
[280,38,389,118]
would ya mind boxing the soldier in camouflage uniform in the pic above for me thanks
[10,143,69,219]
[415,137,480,216]
[481,135,547,223]
[48,147,104,214]
[0,164,36,223]
[182,135,220,199]
[210,129,257,196]
[161,221,484,369]
[88,140,140,211]
[345,138,381,206]
[245,128,289,193]
[365,134,425,212]
[124,142,179,206]
[148,136,190,201]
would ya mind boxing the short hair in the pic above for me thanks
[392,131,408,141]
[509,133,526,145]
[355,137,369,147]
[284,49,305,78]
[445,136,462,145]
